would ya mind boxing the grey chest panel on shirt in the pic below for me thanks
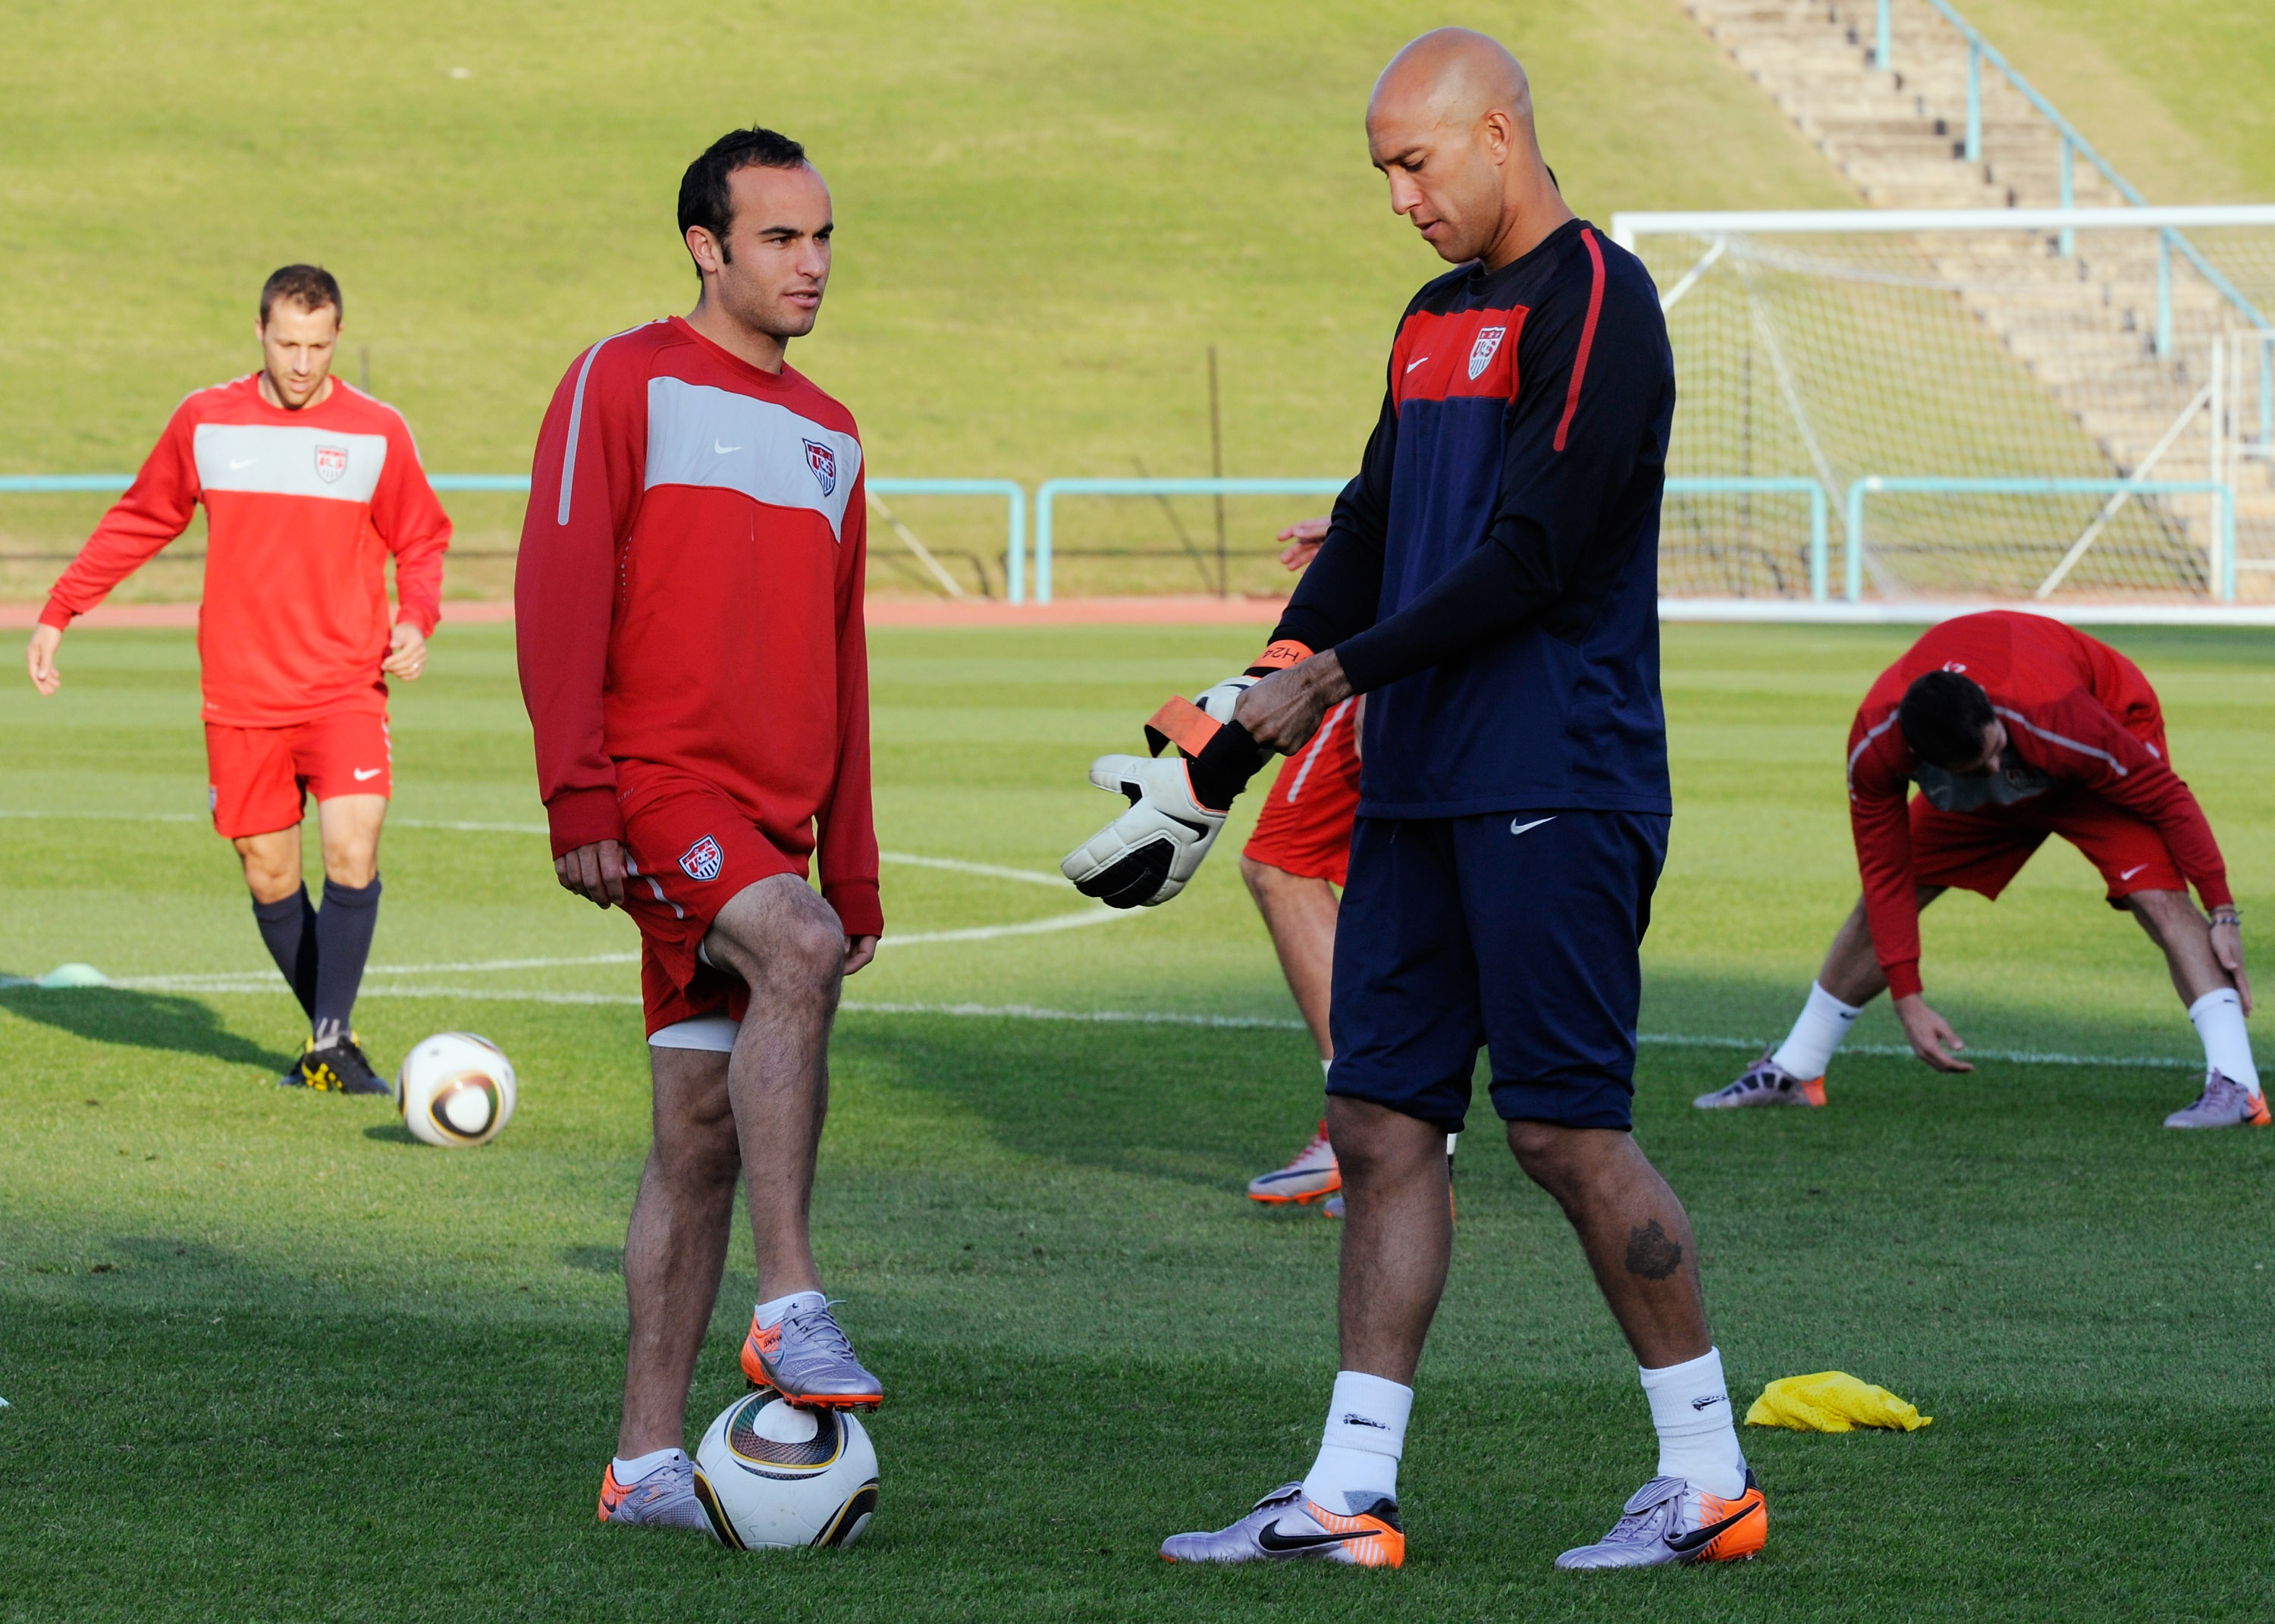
[1913,759,2053,813]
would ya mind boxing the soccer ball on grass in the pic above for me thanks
[692,1393,879,1550]
[394,1032,517,1147]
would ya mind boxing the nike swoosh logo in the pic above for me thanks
[1509,816,1556,836]
[1404,356,1430,374]
[1255,1523,1363,1553]
[714,441,742,454]
[228,457,258,470]
[353,768,382,781]
[1691,1395,1726,1411]
[1665,1499,1761,1554]
[2119,864,2148,881]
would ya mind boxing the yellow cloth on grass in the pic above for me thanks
[1744,1372,1931,1433]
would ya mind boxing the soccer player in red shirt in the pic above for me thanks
[1241,519,1461,1218]
[25,265,450,1093]
[1698,611,2258,1127]
[516,128,884,1532]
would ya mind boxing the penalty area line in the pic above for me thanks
[36,975,2207,1069]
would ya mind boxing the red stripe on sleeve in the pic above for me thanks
[1552,227,1606,453]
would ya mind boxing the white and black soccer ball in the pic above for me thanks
[394,1032,517,1148]
[692,1394,878,1550]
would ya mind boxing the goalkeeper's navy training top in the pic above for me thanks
[1272,217,1676,819]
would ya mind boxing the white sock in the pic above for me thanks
[2189,989,2260,1096]
[1300,1371,1411,1515]
[1639,1348,1746,1500]
[1771,982,1861,1081]
[611,1446,686,1483]
[755,1289,826,1328]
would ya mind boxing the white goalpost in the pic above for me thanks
[1612,205,2275,622]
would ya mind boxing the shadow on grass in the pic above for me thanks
[0,984,290,1071]
[361,1123,420,1146]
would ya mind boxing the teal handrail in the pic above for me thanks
[1844,475,2237,604]
[1031,477,1346,606]
[1915,0,2270,350]
[0,472,1030,600]
[1665,477,1831,601]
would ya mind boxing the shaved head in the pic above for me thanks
[1370,26,1533,133]
[1365,27,1571,271]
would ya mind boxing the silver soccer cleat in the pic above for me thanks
[1693,1051,1825,1110]
[598,1458,711,1530]
[2163,1070,2271,1130]
[1555,1471,1767,1569]
[1160,1481,1404,1567]
[742,1300,884,1409]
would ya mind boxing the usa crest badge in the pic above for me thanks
[802,438,838,497]
[315,444,349,484]
[679,835,724,883]
[1467,325,1507,381]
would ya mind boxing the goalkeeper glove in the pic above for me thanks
[1064,640,1313,909]
[1060,751,1229,908]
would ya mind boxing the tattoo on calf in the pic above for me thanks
[1625,1219,1684,1281]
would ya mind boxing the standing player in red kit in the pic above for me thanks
[1699,611,2257,1127]
[1241,519,1459,1218]
[516,128,885,1532]
[26,265,450,1093]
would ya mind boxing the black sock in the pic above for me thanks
[312,876,381,1047]
[252,887,321,1018]
[1184,720,1269,812]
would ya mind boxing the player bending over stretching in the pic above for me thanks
[1699,611,2256,1128]
[27,265,449,1093]
[1074,30,1767,1570]
[1242,519,1457,1218]
[517,127,885,1532]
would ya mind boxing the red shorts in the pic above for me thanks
[1910,788,2184,907]
[1241,697,1362,886]
[204,710,392,839]
[617,764,807,1036]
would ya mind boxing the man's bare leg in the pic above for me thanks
[1813,884,1947,1006]
[699,872,846,1299]
[1328,1098,1452,1381]
[617,1046,740,1458]
[1241,856,1338,1059]
[2128,889,2263,1122]
[1506,1123,1709,1365]
[2126,889,2240,1006]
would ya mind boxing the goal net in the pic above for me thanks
[1614,206,2275,610]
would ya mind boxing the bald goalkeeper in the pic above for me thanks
[1159,31,1768,1572]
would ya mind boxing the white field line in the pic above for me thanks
[0,810,1071,886]
[11,972,2204,1070]
[107,908,1128,994]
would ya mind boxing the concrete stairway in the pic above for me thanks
[1684,0,2273,594]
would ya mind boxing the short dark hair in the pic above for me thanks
[678,127,808,279]
[1898,669,1997,767]
[259,264,342,324]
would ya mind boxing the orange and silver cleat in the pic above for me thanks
[1694,1052,1824,1110]
[1555,1469,1767,1569]
[2164,1071,2270,1129]
[1160,1481,1404,1567]
[597,1458,708,1529]
[740,1299,882,1411]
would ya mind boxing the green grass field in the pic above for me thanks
[5,620,2271,1621]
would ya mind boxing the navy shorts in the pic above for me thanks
[1326,810,1670,1133]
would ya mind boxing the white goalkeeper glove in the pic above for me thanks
[1061,752,1228,909]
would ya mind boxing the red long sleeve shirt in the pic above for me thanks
[41,375,451,726]
[514,317,882,939]
[1847,612,2230,999]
